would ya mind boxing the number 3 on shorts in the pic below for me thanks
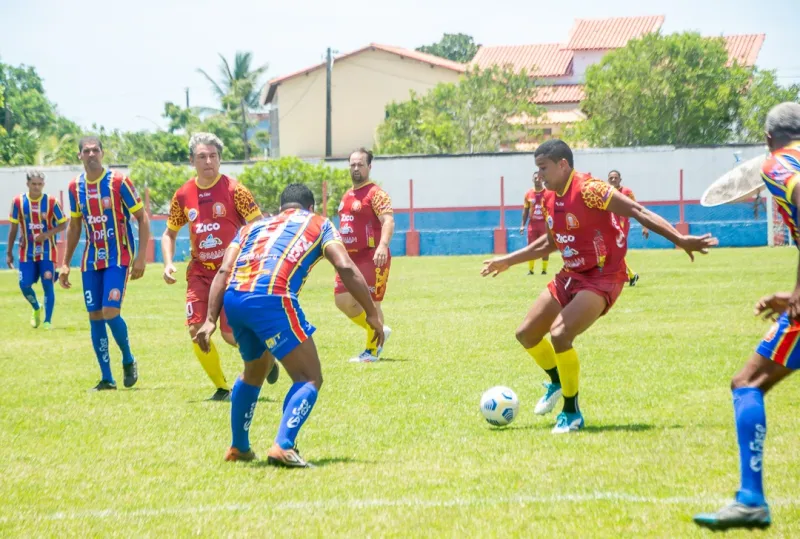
[84,290,93,306]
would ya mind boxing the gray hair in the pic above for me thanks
[765,102,800,143]
[189,132,224,157]
[26,169,46,181]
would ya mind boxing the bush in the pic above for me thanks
[238,157,351,219]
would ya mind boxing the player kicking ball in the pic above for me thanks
[194,184,383,467]
[482,139,716,433]
[694,102,800,531]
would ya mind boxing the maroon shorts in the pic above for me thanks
[186,271,231,333]
[547,272,624,316]
[527,223,548,244]
[334,249,391,302]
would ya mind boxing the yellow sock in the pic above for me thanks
[525,339,557,371]
[528,260,535,272]
[555,348,579,397]
[193,341,230,390]
[351,311,378,354]
[542,259,549,273]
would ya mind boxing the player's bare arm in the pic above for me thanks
[129,208,150,280]
[58,217,83,289]
[520,205,529,234]
[32,219,68,244]
[481,232,557,277]
[606,190,718,261]
[326,241,385,348]
[5,220,17,269]
[373,213,394,267]
[161,227,180,284]
[194,243,241,353]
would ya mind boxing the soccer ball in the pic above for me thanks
[480,386,519,426]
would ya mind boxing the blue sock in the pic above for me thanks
[20,286,40,310]
[106,315,134,365]
[733,387,767,507]
[90,319,114,382]
[276,382,318,450]
[282,381,303,412]
[42,279,55,323]
[230,378,261,452]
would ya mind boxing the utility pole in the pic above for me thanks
[185,87,190,109]
[325,47,333,158]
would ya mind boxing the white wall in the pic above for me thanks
[0,145,766,215]
[570,50,607,81]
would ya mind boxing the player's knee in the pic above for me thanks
[515,325,541,348]
[549,323,574,350]
[88,310,105,321]
[102,307,120,320]
[188,324,201,339]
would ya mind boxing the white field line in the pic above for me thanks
[1,492,798,523]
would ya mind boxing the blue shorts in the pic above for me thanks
[81,266,129,312]
[756,312,800,370]
[18,260,55,288]
[224,290,316,362]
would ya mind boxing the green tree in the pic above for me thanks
[579,32,751,146]
[416,33,479,63]
[129,160,194,214]
[376,66,544,155]
[197,52,268,160]
[734,69,800,143]
[238,157,351,219]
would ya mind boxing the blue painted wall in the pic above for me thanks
[0,202,772,264]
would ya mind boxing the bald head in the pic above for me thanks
[765,102,800,151]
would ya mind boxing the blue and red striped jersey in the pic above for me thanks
[761,141,800,245]
[227,209,343,298]
[68,169,143,271]
[8,193,67,262]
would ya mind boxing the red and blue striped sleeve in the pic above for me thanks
[120,176,144,213]
[68,182,82,218]
[8,197,20,224]
[51,199,67,225]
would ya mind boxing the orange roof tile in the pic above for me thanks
[722,34,765,67]
[565,15,664,50]
[532,84,585,104]
[262,43,466,104]
[472,44,574,77]
[509,107,586,126]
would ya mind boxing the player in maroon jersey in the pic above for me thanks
[520,171,549,275]
[161,133,272,401]
[608,170,648,286]
[334,148,395,363]
[482,139,717,433]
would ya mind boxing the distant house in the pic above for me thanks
[473,15,765,143]
[262,44,464,158]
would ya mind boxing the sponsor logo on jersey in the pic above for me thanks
[28,223,45,231]
[340,214,355,222]
[286,238,314,263]
[102,197,111,209]
[195,222,221,234]
[86,215,108,225]
[340,224,353,235]
[199,248,226,261]
[563,257,586,269]
[566,213,580,230]
[93,228,115,241]
[199,234,223,250]
[562,246,579,258]
[343,236,358,244]
[187,208,198,222]
[212,202,226,218]
[555,233,575,243]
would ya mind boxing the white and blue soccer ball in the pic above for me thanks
[480,386,519,426]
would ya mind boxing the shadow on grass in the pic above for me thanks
[489,423,659,433]
[250,455,372,468]
[185,396,277,404]
[373,357,410,362]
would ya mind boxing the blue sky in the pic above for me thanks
[1,0,797,132]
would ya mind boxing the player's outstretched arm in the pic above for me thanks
[194,243,240,353]
[161,228,179,284]
[606,191,718,261]
[59,218,83,289]
[5,222,17,269]
[755,292,792,321]
[130,208,150,280]
[481,232,556,277]
[325,242,385,349]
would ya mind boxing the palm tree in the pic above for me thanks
[197,52,268,160]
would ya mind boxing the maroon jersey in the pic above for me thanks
[524,187,546,228]
[337,182,393,253]
[542,171,627,283]
[167,175,261,276]
[615,185,636,234]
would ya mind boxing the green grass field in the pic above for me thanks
[1,248,800,537]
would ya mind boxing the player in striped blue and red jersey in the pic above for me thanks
[695,103,800,531]
[59,136,151,391]
[6,170,68,329]
[194,184,383,467]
